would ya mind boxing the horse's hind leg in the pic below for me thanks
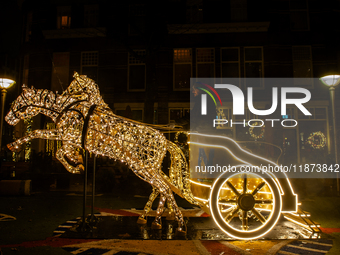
[151,193,167,229]
[138,171,186,233]
[137,187,159,225]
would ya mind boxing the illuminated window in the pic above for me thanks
[196,48,215,78]
[221,48,240,77]
[128,50,146,91]
[173,48,192,90]
[290,0,309,31]
[81,51,98,81]
[57,6,71,29]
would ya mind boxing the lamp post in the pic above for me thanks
[320,74,340,195]
[0,78,16,151]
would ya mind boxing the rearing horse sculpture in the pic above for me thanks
[5,73,198,233]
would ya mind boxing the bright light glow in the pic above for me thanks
[209,170,282,240]
[320,75,340,87]
[0,78,15,89]
[190,133,299,213]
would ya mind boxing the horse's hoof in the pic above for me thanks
[137,217,147,225]
[7,144,19,152]
[76,164,84,172]
[176,227,187,236]
[151,221,162,229]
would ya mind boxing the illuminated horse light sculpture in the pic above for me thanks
[6,73,198,233]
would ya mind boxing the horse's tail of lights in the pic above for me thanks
[166,141,198,206]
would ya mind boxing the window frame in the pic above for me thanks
[289,0,310,31]
[243,46,264,89]
[220,47,241,79]
[173,48,192,91]
[196,48,215,78]
[57,6,72,29]
[128,50,146,92]
[292,45,313,88]
[81,51,99,81]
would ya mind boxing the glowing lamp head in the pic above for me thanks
[0,78,16,90]
[320,75,340,87]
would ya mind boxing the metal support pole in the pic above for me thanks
[0,89,7,150]
[91,155,96,224]
[82,150,89,231]
[330,87,339,195]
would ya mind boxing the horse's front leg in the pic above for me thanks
[7,129,61,152]
[56,144,84,174]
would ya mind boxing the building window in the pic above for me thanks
[292,46,313,87]
[244,47,263,88]
[221,48,240,77]
[128,4,146,35]
[25,12,32,42]
[230,0,247,22]
[57,6,71,29]
[116,108,144,122]
[128,50,146,91]
[292,46,312,78]
[52,52,70,91]
[84,5,99,27]
[196,48,215,78]
[81,51,98,81]
[290,0,309,31]
[169,108,190,124]
[173,48,192,90]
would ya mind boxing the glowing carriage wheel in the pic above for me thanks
[209,168,282,240]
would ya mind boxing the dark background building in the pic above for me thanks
[1,0,340,191]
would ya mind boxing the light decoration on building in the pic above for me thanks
[306,131,326,149]
[5,73,197,233]
[249,122,265,140]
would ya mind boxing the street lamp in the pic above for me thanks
[0,77,16,151]
[320,74,340,195]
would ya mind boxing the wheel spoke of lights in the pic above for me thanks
[243,174,247,194]
[225,206,240,223]
[255,199,273,204]
[219,198,237,204]
[242,210,248,231]
[226,181,240,197]
[251,208,266,224]
[220,205,234,214]
[252,182,266,196]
